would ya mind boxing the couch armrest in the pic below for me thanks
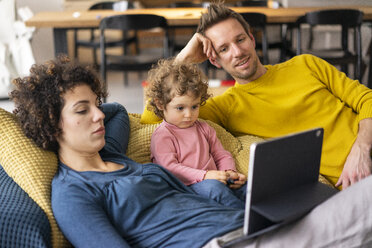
[0,164,51,248]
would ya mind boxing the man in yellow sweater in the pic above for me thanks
[141,3,372,190]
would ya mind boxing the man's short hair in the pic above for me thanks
[196,2,251,36]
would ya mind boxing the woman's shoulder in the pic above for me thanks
[52,163,87,190]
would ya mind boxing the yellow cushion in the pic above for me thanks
[126,113,160,164]
[0,108,70,248]
[140,106,162,124]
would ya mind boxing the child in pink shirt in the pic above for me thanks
[146,58,247,209]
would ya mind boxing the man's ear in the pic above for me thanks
[248,32,256,48]
[209,57,221,69]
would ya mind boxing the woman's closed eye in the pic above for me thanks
[76,109,87,114]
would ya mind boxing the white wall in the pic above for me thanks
[16,0,64,63]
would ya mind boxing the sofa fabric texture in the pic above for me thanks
[0,107,68,248]
[0,163,51,248]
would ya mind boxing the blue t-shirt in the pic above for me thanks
[52,103,244,248]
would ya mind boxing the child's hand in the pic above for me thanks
[204,170,228,184]
[226,170,247,189]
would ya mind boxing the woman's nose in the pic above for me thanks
[93,106,105,122]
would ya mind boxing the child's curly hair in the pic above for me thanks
[146,58,211,118]
[10,55,107,152]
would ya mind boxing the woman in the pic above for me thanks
[10,56,244,248]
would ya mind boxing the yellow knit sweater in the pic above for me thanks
[142,54,372,184]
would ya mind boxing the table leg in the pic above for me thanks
[53,28,68,57]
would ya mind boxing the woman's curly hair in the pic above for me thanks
[146,58,211,118]
[10,55,107,152]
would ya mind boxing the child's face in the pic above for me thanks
[162,92,201,129]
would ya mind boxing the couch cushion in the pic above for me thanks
[0,108,70,248]
[0,163,51,248]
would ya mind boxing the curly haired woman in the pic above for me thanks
[10,56,246,248]
[146,58,246,209]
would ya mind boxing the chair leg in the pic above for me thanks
[92,47,98,67]
[368,55,372,88]
[356,26,362,82]
[262,27,269,64]
[279,24,287,62]
[201,61,209,76]
[74,29,79,60]
[124,72,128,87]
[341,64,349,77]
[368,29,372,88]
[308,25,314,50]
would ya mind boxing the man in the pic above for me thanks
[142,3,372,190]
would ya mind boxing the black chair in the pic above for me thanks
[168,2,203,8]
[240,12,269,64]
[167,2,203,56]
[100,14,169,95]
[280,15,306,61]
[73,1,137,67]
[236,0,267,7]
[295,9,364,81]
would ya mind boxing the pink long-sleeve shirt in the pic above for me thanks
[150,120,236,185]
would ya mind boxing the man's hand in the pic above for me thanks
[336,140,372,189]
[225,170,247,189]
[175,33,216,64]
[336,118,372,189]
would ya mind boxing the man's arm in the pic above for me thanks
[175,33,216,64]
[336,118,372,189]
[308,56,372,189]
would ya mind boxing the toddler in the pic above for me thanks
[146,58,247,209]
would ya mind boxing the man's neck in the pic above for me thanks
[236,65,267,85]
